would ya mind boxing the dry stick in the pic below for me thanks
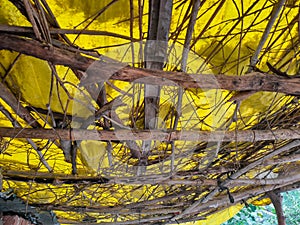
[129,0,135,65]
[23,0,42,40]
[169,1,192,45]
[1,53,21,82]
[276,180,300,194]
[4,168,300,186]
[0,33,93,70]
[2,34,300,95]
[2,127,300,142]
[197,0,260,71]
[259,14,298,63]
[190,0,226,49]
[34,191,192,215]
[268,191,286,225]
[227,0,286,121]
[231,173,300,186]
[27,173,300,224]
[263,153,300,165]
[171,0,201,173]
[113,69,300,95]
[0,104,52,172]
[194,184,289,218]
[2,170,108,184]
[39,0,72,46]
[248,0,287,72]
[33,0,52,43]
[0,82,40,128]
[171,140,300,220]
[72,0,118,43]
[64,215,173,225]
[186,170,300,221]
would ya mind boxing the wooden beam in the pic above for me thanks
[1,34,300,96]
[0,127,300,142]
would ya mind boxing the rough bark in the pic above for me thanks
[2,215,33,225]
[1,34,300,96]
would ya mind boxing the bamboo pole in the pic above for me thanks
[0,127,299,142]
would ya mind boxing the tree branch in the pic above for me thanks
[1,34,300,95]
[268,191,286,225]
[0,25,139,41]
[171,140,300,220]
[0,82,41,128]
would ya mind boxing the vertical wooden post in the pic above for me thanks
[141,0,173,172]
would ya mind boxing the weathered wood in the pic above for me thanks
[0,82,41,128]
[2,215,33,225]
[0,24,139,41]
[268,191,286,225]
[142,0,173,169]
[0,127,300,142]
[1,34,300,95]
[171,140,300,220]
[4,169,300,186]
[0,33,93,71]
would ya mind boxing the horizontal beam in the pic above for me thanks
[0,127,299,142]
[1,34,300,95]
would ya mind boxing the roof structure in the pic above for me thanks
[0,0,299,224]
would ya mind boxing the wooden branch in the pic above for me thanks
[0,33,93,71]
[1,34,300,95]
[2,170,108,184]
[4,168,300,186]
[0,25,139,41]
[172,140,300,220]
[30,173,300,224]
[1,127,300,142]
[183,171,300,221]
[263,154,300,165]
[0,82,41,128]
[60,215,173,225]
[248,0,286,71]
[231,173,300,186]
[268,191,286,225]
[0,104,52,172]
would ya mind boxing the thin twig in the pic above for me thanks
[248,0,287,72]
[0,104,52,172]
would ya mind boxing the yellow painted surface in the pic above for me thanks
[0,0,298,224]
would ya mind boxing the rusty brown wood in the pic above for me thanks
[1,34,300,96]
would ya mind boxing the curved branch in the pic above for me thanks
[268,191,286,225]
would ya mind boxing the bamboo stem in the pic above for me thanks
[0,127,300,142]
